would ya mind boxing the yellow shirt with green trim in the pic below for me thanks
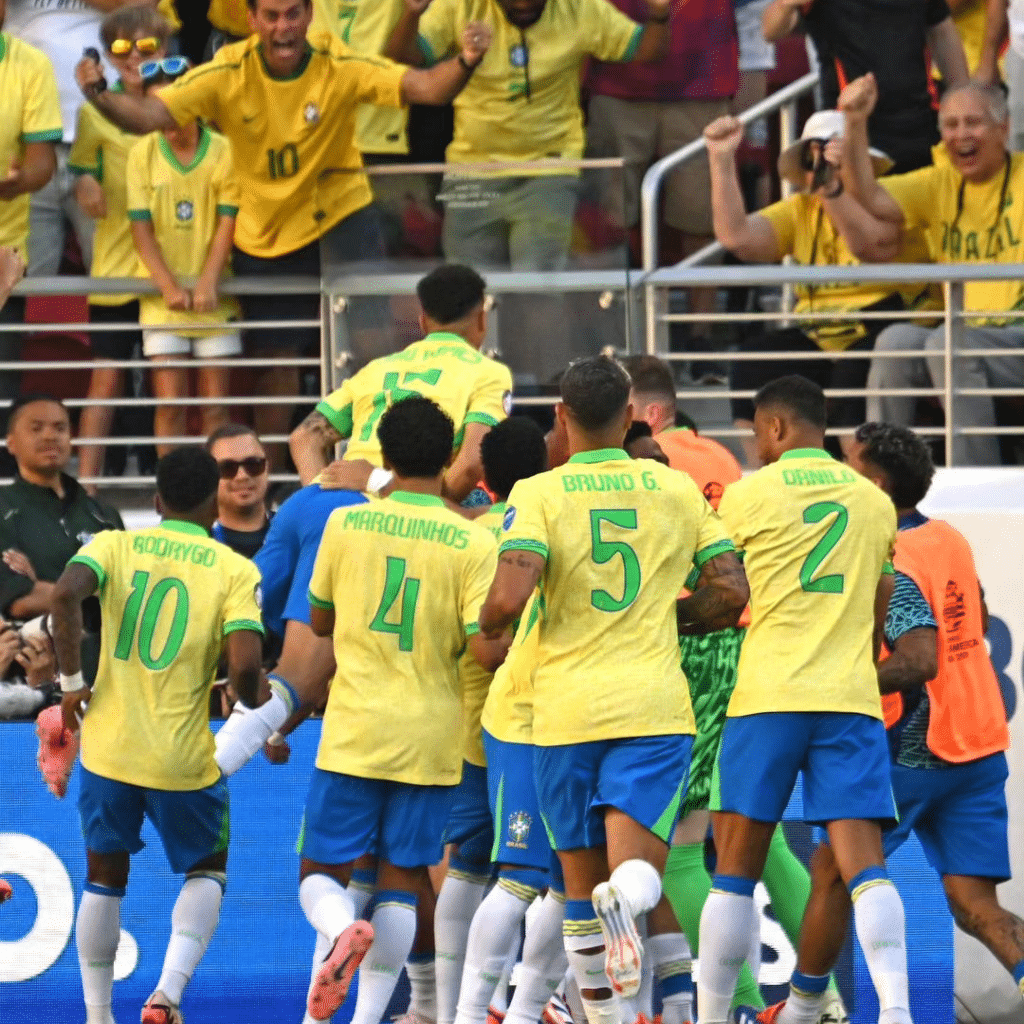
[310,0,409,154]
[459,500,506,766]
[317,332,513,466]
[500,449,733,746]
[480,586,541,744]
[880,153,1024,323]
[308,491,498,784]
[69,89,142,306]
[0,33,63,258]
[417,0,641,165]
[126,127,241,337]
[158,33,406,258]
[70,520,264,791]
[717,447,896,720]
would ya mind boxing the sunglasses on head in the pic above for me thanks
[110,36,161,56]
[140,55,191,81]
[218,456,268,479]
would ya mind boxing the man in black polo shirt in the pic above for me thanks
[0,393,122,681]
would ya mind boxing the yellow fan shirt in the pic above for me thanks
[70,520,264,791]
[308,492,498,785]
[158,33,406,257]
[126,126,240,336]
[500,449,734,746]
[0,33,63,258]
[317,332,513,465]
[717,448,896,720]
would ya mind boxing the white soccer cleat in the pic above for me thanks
[818,992,849,1024]
[591,881,643,997]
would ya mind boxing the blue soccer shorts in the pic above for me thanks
[712,711,896,825]
[442,761,494,873]
[79,767,229,873]
[534,734,692,851]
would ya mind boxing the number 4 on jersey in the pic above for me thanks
[370,556,420,651]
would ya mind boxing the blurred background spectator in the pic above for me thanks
[206,423,272,559]
[0,616,58,720]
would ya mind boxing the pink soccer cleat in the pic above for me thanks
[35,705,79,799]
[141,992,183,1023]
[0,879,12,904]
[307,920,374,1021]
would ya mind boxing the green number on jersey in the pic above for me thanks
[370,556,421,651]
[113,570,190,669]
[589,509,641,612]
[337,8,355,41]
[358,368,443,443]
[266,143,300,180]
[800,501,848,594]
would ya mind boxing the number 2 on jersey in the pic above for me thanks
[359,369,443,443]
[800,501,848,593]
[589,509,641,612]
[370,556,420,651]
[114,570,190,669]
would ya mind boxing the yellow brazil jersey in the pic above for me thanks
[0,33,62,258]
[208,0,250,38]
[68,90,141,306]
[317,331,513,466]
[459,501,505,766]
[480,587,541,744]
[308,491,498,785]
[126,127,241,337]
[881,154,1024,323]
[500,449,734,746]
[717,448,896,720]
[311,0,409,154]
[69,520,264,791]
[158,33,406,258]
[417,0,641,165]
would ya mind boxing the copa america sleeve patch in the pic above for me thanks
[503,390,513,416]
[254,583,263,609]
[503,506,516,531]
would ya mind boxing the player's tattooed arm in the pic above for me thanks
[289,410,344,486]
[877,626,938,694]
[676,552,749,635]
[51,561,99,731]
[479,550,544,638]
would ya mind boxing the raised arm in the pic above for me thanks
[399,23,491,104]
[76,56,177,134]
[705,116,782,262]
[443,421,489,502]
[928,16,970,88]
[289,409,344,485]
[676,551,750,635]
[628,0,673,63]
[977,0,1008,85]
[386,0,432,65]
[762,0,807,41]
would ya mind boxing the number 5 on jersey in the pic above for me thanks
[590,509,641,612]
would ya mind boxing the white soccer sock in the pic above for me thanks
[350,867,377,921]
[564,969,586,1024]
[351,892,418,1024]
[303,932,334,1024]
[77,886,122,1024]
[407,954,438,1021]
[776,971,829,1024]
[748,901,763,993]
[214,689,291,776]
[155,873,224,1006]
[648,931,693,1024]
[491,941,519,1014]
[850,876,912,1024]
[435,870,489,1024]
[697,883,757,1024]
[564,900,618,1024]
[636,915,653,1018]
[609,860,662,918]
[505,891,567,1024]
[300,873,355,944]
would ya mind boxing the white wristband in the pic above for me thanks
[267,731,286,746]
[60,671,86,693]
[367,468,393,495]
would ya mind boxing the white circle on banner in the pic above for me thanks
[114,927,139,980]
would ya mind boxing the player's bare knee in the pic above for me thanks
[942,875,1001,934]
[87,850,130,890]
[300,858,352,887]
[188,850,228,876]
[580,984,613,1001]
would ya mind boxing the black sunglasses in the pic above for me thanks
[799,138,833,171]
[217,457,267,479]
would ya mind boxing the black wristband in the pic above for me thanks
[458,53,480,73]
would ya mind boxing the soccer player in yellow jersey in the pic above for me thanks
[694,376,911,1024]
[479,356,749,1024]
[299,395,508,1023]
[49,447,265,1024]
[291,264,513,499]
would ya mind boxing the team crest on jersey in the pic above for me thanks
[304,103,320,125]
[507,810,532,848]
[175,200,194,222]
[503,506,516,531]
[509,43,528,68]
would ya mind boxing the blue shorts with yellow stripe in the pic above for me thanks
[712,711,896,825]
[534,734,692,851]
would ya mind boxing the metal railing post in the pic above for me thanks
[944,281,964,466]
[779,100,799,320]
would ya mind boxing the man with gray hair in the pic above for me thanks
[834,73,1024,465]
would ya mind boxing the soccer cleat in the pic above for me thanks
[0,879,12,904]
[753,1002,785,1023]
[592,880,643,997]
[542,988,576,1024]
[35,705,79,799]
[307,920,374,1021]
[817,992,849,1024]
[487,1006,506,1024]
[141,992,183,1023]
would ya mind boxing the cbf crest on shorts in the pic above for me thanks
[507,810,532,849]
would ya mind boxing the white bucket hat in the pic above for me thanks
[777,109,894,188]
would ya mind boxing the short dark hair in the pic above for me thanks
[854,422,935,508]
[246,0,311,10]
[560,355,632,431]
[416,265,487,326]
[623,420,653,446]
[753,375,826,430]
[481,416,547,500]
[8,392,67,432]
[378,396,454,479]
[101,5,172,50]
[622,355,675,408]
[205,422,263,452]
[156,447,220,515]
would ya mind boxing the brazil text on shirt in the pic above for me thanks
[560,467,663,493]
[341,506,472,549]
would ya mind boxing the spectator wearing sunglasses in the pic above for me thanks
[206,423,272,559]
[125,56,241,455]
[70,6,173,491]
